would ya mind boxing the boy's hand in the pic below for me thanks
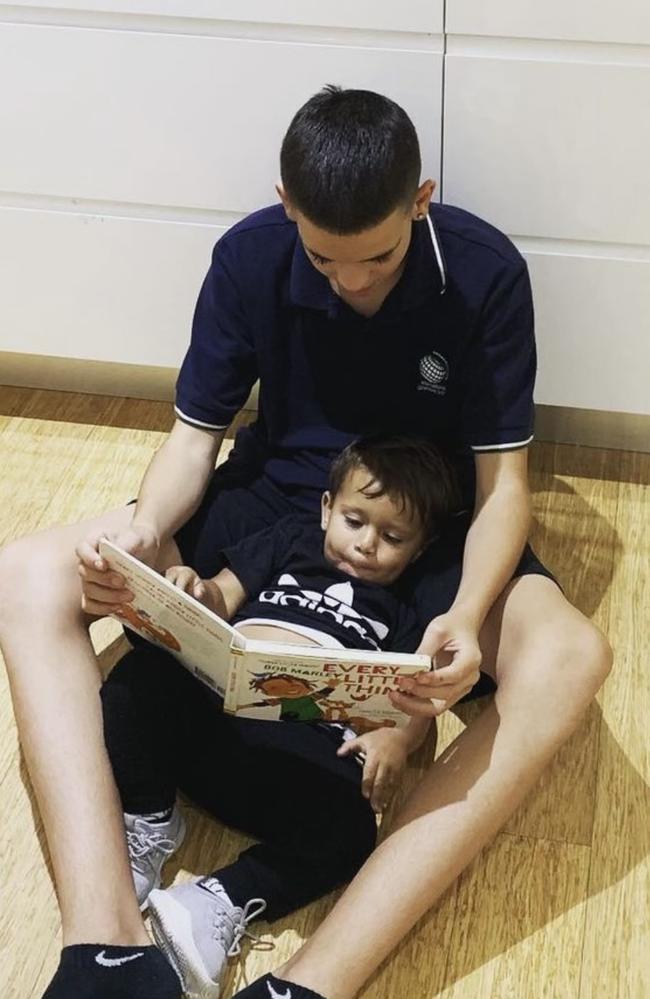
[337,728,411,813]
[390,611,482,717]
[76,522,160,616]
[165,566,220,614]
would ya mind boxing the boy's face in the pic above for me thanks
[278,181,434,304]
[260,677,313,698]
[321,467,426,585]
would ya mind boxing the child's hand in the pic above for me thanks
[165,566,219,613]
[337,728,410,813]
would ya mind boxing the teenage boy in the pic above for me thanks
[0,86,611,999]
[101,436,457,999]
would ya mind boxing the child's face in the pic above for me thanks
[259,677,313,698]
[321,468,426,585]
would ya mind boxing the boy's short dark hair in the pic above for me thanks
[329,435,459,539]
[280,85,421,234]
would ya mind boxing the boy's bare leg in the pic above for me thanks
[275,575,612,999]
[0,507,156,946]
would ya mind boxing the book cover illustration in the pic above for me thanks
[99,541,430,728]
[225,643,429,731]
[99,539,242,697]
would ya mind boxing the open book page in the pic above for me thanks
[98,540,242,697]
[225,641,430,730]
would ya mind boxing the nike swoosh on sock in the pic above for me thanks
[267,982,292,999]
[95,950,145,967]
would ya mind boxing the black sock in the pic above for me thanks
[232,972,326,999]
[42,944,181,999]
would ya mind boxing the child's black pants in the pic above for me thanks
[100,645,377,920]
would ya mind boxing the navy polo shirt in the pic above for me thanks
[175,203,536,506]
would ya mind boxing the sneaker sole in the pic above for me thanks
[148,889,221,999]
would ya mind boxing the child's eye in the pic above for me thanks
[373,252,392,264]
[383,534,403,546]
[344,516,362,529]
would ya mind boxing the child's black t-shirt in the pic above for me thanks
[222,516,421,653]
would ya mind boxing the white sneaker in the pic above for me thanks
[148,877,267,999]
[125,805,186,909]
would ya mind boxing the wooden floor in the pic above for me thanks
[0,386,648,999]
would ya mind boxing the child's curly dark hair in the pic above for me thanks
[329,435,459,539]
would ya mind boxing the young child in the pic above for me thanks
[99,435,457,999]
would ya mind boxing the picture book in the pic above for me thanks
[99,540,431,730]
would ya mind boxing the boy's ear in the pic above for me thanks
[321,491,332,530]
[412,178,436,220]
[276,183,297,221]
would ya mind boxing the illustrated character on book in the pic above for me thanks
[113,603,182,653]
[241,672,399,733]
[241,672,340,723]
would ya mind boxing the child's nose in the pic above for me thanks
[355,529,377,555]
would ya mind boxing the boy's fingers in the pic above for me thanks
[168,569,196,592]
[78,564,126,589]
[389,690,442,717]
[82,581,133,605]
[81,596,125,616]
[337,739,361,757]
[361,755,379,800]
[371,765,394,811]
[75,539,107,571]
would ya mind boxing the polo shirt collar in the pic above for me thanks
[288,207,447,313]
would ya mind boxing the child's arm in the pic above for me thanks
[337,716,432,814]
[165,565,247,621]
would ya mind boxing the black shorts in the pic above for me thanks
[174,444,559,703]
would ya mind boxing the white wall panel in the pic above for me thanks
[526,252,650,414]
[443,55,650,246]
[447,0,650,47]
[0,23,442,213]
[0,208,222,366]
[5,1,444,34]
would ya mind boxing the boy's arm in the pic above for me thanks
[203,567,248,620]
[132,419,225,546]
[78,419,225,614]
[393,448,532,716]
[338,717,432,812]
[166,564,247,621]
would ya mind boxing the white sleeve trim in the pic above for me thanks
[174,405,229,431]
[470,434,534,452]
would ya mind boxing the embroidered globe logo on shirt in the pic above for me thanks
[258,574,388,650]
[417,351,449,396]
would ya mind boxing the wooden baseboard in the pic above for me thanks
[534,405,649,453]
[1,351,647,452]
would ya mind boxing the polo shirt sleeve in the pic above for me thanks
[459,261,536,453]
[175,240,258,431]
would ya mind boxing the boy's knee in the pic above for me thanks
[0,533,82,628]
[579,622,613,690]
[0,537,40,624]
[537,617,613,709]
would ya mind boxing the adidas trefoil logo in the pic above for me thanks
[261,575,388,649]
